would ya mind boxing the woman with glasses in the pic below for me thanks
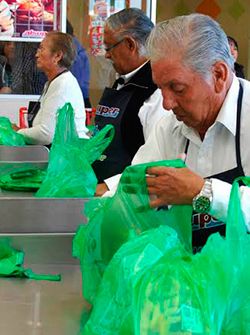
[15,31,89,145]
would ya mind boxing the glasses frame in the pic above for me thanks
[104,38,125,52]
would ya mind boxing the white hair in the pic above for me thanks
[146,13,235,79]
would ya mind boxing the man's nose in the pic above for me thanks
[162,93,178,110]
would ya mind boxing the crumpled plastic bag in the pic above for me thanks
[81,225,189,335]
[134,176,250,335]
[0,239,61,281]
[78,169,250,335]
[36,103,114,198]
[73,159,191,308]
[0,164,46,191]
[0,117,25,146]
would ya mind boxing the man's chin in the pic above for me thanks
[175,114,184,122]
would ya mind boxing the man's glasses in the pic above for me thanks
[104,39,125,52]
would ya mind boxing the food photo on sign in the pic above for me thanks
[0,0,55,39]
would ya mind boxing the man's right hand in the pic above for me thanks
[95,183,109,196]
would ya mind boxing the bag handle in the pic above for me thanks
[227,177,250,236]
[84,124,115,164]
[119,159,193,251]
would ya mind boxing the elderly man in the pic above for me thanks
[93,8,166,183]
[102,13,250,252]
[130,13,250,252]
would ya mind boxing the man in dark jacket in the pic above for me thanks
[93,8,162,184]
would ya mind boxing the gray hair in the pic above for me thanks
[46,31,76,69]
[105,7,154,57]
[146,14,235,79]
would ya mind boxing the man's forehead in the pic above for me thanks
[104,27,116,41]
[151,58,195,84]
[152,57,184,73]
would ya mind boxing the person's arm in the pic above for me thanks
[17,88,60,145]
[210,178,250,231]
[95,183,109,196]
[146,166,204,207]
[96,113,174,196]
[18,73,88,144]
[146,166,250,231]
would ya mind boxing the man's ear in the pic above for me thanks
[212,61,229,93]
[125,36,137,52]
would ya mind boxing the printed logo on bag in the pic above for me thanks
[192,213,224,230]
[96,104,120,118]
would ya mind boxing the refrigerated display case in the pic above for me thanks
[0,0,67,42]
[0,0,67,121]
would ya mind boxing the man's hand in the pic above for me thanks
[146,167,205,208]
[95,183,109,196]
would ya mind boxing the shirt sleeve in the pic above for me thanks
[132,115,168,165]
[103,111,176,197]
[138,89,166,141]
[210,178,250,231]
[17,77,82,145]
[18,86,60,145]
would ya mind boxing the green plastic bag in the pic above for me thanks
[0,239,61,281]
[80,175,250,335]
[0,117,26,146]
[0,164,46,191]
[36,103,114,198]
[82,225,190,335]
[73,159,192,308]
[134,176,250,335]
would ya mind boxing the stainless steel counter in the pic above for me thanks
[0,146,93,334]
[0,234,90,335]
[0,194,89,233]
[0,264,89,335]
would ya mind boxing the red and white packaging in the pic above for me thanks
[19,106,28,128]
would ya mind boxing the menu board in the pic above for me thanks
[0,0,64,41]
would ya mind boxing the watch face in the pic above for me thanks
[194,196,211,213]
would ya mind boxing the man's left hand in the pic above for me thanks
[146,167,205,208]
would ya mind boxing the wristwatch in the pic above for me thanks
[192,179,213,213]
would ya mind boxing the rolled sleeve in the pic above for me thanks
[210,178,250,232]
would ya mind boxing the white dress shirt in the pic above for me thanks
[105,75,250,230]
[18,71,89,145]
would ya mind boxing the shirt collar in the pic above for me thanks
[215,75,240,136]
[115,60,149,83]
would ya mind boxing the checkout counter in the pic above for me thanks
[0,145,90,335]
